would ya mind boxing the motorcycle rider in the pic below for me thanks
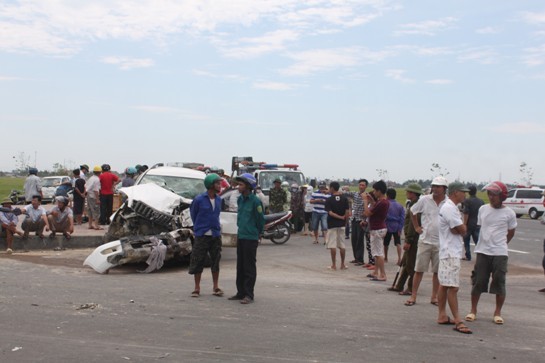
[189,173,224,298]
[229,173,265,304]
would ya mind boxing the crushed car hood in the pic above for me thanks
[119,183,192,214]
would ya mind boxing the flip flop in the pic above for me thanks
[438,317,455,325]
[404,300,416,306]
[453,323,472,334]
[465,313,476,322]
[213,288,224,297]
[387,287,402,292]
[191,290,200,298]
[370,277,387,282]
[366,274,376,278]
[430,301,439,306]
[493,316,504,325]
[399,291,412,296]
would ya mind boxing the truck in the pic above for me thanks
[231,156,306,195]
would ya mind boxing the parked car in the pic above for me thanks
[42,176,71,203]
[504,187,545,219]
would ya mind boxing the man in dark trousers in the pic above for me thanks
[229,173,265,305]
[189,173,224,298]
[462,185,484,261]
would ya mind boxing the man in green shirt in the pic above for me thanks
[228,173,265,305]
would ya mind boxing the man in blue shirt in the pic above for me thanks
[189,173,223,298]
[228,173,265,304]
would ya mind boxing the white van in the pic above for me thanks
[504,188,545,219]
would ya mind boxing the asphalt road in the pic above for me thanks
[1,227,544,363]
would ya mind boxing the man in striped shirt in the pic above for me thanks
[343,179,368,265]
[310,183,330,244]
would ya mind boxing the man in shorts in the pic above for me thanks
[437,182,472,334]
[405,176,448,306]
[86,166,102,230]
[324,182,350,270]
[363,180,390,281]
[310,182,330,244]
[465,181,517,325]
[189,174,224,298]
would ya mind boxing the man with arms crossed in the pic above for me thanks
[405,176,448,306]
[437,182,472,334]
[363,180,390,281]
[465,181,516,325]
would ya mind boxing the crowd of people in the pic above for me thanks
[188,173,528,336]
[0,164,148,252]
[2,166,543,332]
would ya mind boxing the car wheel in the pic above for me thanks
[529,208,539,220]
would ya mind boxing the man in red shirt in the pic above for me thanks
[98,164,120,225]
[363,180,390,281]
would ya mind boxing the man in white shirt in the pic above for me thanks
[21,195,50,239]
[437,182,471,334]
[405,176,448,306]
[465,181,516,325]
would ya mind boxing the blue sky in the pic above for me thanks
[1,0,544,185]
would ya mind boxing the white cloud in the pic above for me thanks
[133,105,210,121]
[385,69,414,83]
[253,81,300,91]
[220,29,299,59]
[281,47,392,76]
[0,75,24,81]
[476,26,501,34]
[101,56,154,70]
[0,0,392,57]
[458,47,499,65]
[520,11,545,25]
[394,17,457,36]
[494,122,545,134]
[192,69,245,81]
[426,79,453,85]
[522,44,545,66]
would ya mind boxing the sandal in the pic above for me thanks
[399,291,412,296]
[430,301,439,306]
[212,288,224,297]
[493,316,504,325]
[438,317,455,325]
[453,322,472,334]
[465,313,476,322]
[191,290,200,298]
[240,296,253,304]
[404,300,416,306]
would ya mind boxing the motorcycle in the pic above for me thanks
[262,211,292,244]
[9,189,25,205]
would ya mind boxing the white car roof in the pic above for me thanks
[144,166,205,179]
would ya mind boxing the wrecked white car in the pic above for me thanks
[84,166,238,274]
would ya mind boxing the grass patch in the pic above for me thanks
[0,177,25,200]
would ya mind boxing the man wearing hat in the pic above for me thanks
[269,178,287,214]
[437,182,471,333]
[0,199,24,254]
[389,183,422,294]
[47,196,74,243]
[80,164,90,181]
[462,185,484,261]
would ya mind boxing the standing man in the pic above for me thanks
[228,173,265,305]
[310,182,330,244]
[465,181,517,325]
[344,179,368,266]
[23,167,42,203]
[86,166,102,230]
[121,167,137,188]
[363,180,390,282]
[389,183,422,295]
[72,169,86,225]
[462,185,484,261]
[437,182,472,334]
[269,179,287,214]
[21,195,50,239]
[98,164,120,225]
[80,164,90,181]
[189,174,224,298]
[290,184,305,233]
[324,182,350,270]
[384,188,405,265]
[405,176,448,306]
[0,199,24,254]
